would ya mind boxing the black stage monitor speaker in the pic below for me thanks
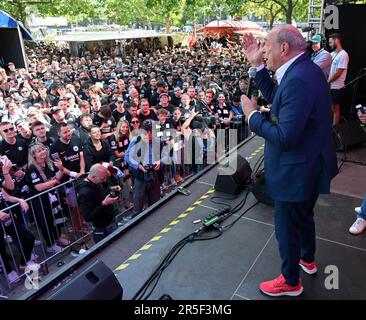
[214,154,252,195]
[333,121,366,150]
[49,260,123,300]
[249,170,275,207]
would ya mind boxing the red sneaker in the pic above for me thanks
[299,259,318,275]
[259,274,303,297]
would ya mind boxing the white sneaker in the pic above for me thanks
[355,207,362,214]
[79,248,87,255]
[7,271,21,284]
[20,260,41,271]
[349,218,366,235]
[47,244,62,254]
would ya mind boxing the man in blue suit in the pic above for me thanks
[241,25,338,297]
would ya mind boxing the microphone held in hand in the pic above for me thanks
[246,67,257,98]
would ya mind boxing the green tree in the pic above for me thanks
[0,0,51,25]
[240,0,283,28]
[36,0,100,23]
[145,0,184,32]
[245,0,308,24]
[0,0,100,25]
[103,0,151,26]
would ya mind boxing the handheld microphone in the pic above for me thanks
[246,67,257,97]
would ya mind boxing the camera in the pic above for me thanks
[195,106,220,129]
[109,185,121,198]
[231,115,245,126]
[144,164,155,174]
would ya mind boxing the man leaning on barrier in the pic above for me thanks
[76,163,120,244]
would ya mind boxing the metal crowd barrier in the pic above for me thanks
[0,125,249,298]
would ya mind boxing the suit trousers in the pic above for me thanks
[132,177,161,216]
[274,193,319,286]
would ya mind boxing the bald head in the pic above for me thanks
[271,25,306,53]
[88,163,109,184]
[263,24,306,72]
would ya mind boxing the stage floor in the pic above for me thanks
[110,139,366,300]
[38,136,366,300]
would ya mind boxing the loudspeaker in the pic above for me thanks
[249,170,274,207]
[214,154,252,195]
[333,121,366,150]
[49,260,123,300]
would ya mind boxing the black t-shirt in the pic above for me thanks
[156,104,175,116]
[17,133,34,145]
[0,138,29,169]
[169,93,181,108]
[32,136,54,150]
[171,118,184,131]
[214,104,231,119]
[93,114,117,135]
[109,134,130,154]
[26,164,57,194]
[138,110,158,123]
[109,135,130,170]
[112,109,128,123]
[50,137,83,173]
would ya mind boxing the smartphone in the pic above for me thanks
[51,152,61,161]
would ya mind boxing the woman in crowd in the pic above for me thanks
[83,125,115,171]
[0,156,38,284]
[1,102,24,124]
[109,120,132,208]
[130,117,141,138]
[26,142,66,254]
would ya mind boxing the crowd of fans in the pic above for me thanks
[0,36,252,286]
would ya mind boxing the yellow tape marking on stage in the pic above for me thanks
[150,236,162,242]
[140,244,152,250]
[115,186,218,272]
[116,263,129,271]
[129,254,141,261]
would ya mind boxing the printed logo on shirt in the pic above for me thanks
[32,178,41,183]
[107,120,112,125]
[73,146,79,152]
[111,141,116,146]
[18,146,23,151]
[31,173,38,179]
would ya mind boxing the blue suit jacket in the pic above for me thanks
[249,54,338,202]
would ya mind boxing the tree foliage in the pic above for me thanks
[0,0,310,29]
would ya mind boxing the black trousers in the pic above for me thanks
[0,220,35,272]
[132,177,161,215]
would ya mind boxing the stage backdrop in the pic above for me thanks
[0,27,28,69]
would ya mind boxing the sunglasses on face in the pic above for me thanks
[3,127,14,133]
[131,121,139,124]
